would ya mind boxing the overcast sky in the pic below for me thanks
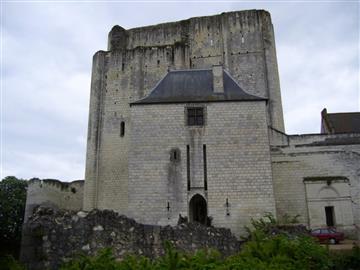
[2,1,359,181]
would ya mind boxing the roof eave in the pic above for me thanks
[130,98,268,106]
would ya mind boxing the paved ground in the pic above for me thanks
[322,239,359,251]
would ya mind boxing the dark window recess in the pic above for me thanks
[170,148,180,162]
[187,145,190,191]
[325,206,335,227]
[120,121,125,137]
[122,63,125,71]
[187,108,204,126]
[203,144,207,190]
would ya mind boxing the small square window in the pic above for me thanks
[187,107,204,126]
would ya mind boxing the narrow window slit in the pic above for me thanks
[203,144,207,190]
[187,145,190,191]
[120,121,125,137]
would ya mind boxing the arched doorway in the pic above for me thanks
[189,194,207,224]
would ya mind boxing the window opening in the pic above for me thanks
[170,148,180,162]
[203,144,207,190]
[187,145,190,191]
[120,121,125,137]
[325,206,335,227]
[187,107,204,126]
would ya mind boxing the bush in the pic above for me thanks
[0,255,25,270]
[0,176,28,258]
[61,236,332,270]
[61,244,224,270]
[225,233,332,270]
[62,214,360,270]
[332,245,360,270]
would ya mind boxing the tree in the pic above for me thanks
[0,176,28,258]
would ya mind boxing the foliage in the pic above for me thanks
[61,237,332,270]
[332,245,360,270]
[60,249,120,270]
[59,214,355,270]
[234,212,332,270]
[225,232,332,270]
[60,244,224,270]
[0,176,28,258]
[0,255,25,270]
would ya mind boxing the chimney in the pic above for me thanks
[212,65,224,93]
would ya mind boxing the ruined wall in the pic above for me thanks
[84,9,284,213]
[129,101,276,236]
[21,207,240,270]
[270,132,360,239]
[24,179,84,222]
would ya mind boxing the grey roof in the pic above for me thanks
[131,69,266,105]
[326,112,360,134]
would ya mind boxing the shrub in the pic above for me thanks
[224,234,332,270]
[0,176,28,258]
[332,245,360,270]
[0,255,25,270]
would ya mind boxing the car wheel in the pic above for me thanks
[329,238,336,245]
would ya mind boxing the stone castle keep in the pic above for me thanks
[24,10,360,239]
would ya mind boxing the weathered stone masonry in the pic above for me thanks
[83,9,284,212]
[21,207,240,270]
[83,9,284,237]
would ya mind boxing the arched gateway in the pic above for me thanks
[189,194,207,224]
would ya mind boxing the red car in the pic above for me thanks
[310,228,344,244]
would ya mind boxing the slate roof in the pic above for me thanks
[131,69,266,105]
[324,112,360,134]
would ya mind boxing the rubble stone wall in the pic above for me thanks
[20,207,240,270]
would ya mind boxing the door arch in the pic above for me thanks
[189,194,207,224]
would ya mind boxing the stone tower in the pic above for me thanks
[83,10,284,222]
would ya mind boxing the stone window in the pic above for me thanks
[187,107,204,126]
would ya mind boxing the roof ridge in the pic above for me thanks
[169,68,211,73]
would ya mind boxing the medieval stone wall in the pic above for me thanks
[84,9,284,213]
[21,207,240,270]
[270,131,360,239]
[129,101,276,236]
[24,179,84,222]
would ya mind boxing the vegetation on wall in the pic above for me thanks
[59,215,359,270]
[59,239,360,270]
[1,211,359,270]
